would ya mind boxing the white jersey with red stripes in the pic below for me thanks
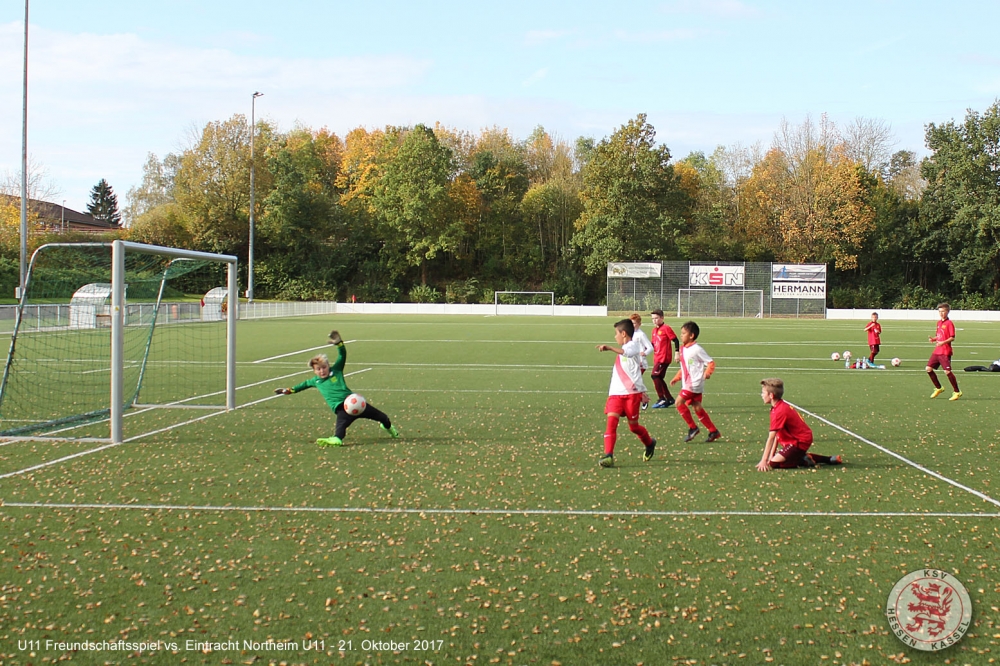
[608,340,647,396]
[631,327,654,370]
[678,342,713,394]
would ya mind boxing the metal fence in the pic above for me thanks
[607,262,826,317]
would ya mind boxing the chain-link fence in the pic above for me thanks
[607,262,826,317]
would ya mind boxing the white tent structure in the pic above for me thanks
[69,283,119,328]
[201,287,228,321]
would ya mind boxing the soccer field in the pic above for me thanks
[1,314,998,664]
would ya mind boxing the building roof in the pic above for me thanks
[0,195,120,232]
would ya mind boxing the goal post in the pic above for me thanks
[493,291,555,316]
[677,288,764,318]
[0,240,238,444]
[110,241,238,443]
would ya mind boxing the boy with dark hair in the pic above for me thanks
[927,303,962,400]
[757,378,842,471]
[864,312,882,364]
[595,318,657,468]
[274,330,399,447]
[649,309,679,408]
[669,321,721,443]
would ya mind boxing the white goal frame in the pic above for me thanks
[676,288,764,318]
[493,291,555,316]
[109,241,238,443]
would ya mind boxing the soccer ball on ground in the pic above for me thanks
[843,350,852,360]
[831,352,841,361]
[891,358,901,367]
[343,393,367,416]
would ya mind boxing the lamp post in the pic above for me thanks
[247,91,263,303]
[19,0,29,298]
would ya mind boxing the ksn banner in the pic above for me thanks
[688,265,745,287]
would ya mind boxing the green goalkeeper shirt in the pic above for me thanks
[290,343,351,410]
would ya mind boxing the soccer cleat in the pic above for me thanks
[800,453,817,468]
[651,399,668,409]
[381,424,400,438]
[930,388,945,399]
[643,438,657,462]
[599,454,615,468]
[705,430,722,443]
[316,436,343,447]
[664,397,675,408]
[829,455,843,465]
[641,401,648,411]
[684,427,700,443]
[949,391,962,401]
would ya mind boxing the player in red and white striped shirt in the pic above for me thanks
[595,319,657,468]
[669,321,721,443]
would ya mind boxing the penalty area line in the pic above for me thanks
[789,401,1000,510]
[1,502,998,520]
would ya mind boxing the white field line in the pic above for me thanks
[789,401,1000,509]
[0,369,372,480]
[0,501,996,520]
[254,340,357,364]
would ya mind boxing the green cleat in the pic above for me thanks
[381,424,400,438]
[316,436,343,447]
[599,454,615,468]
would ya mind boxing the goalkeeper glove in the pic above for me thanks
[328,330,343,345]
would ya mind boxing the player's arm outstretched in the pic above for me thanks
[757,431,779,472]
[596,344,624,355]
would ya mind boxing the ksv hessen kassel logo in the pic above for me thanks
[886,569,972,651]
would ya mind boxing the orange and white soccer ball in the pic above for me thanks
[343,393,367,416]
[891,357,901,367]
[831,352,840,361]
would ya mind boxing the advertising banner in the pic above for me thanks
[607,262,662,278]
[688,265,745,287]
[771,264,827,299]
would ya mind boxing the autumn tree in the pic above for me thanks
[370,124,462,285]
[573,114,690,275]
[920,101,1000,294]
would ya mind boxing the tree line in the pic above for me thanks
[6,102,999,308]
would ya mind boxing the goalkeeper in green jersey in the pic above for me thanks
[274,330,399,447]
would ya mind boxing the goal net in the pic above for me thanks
[0,241,237,443]
[493,291,555,316]
[676,289,764,318]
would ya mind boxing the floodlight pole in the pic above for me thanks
[247,91,263,303]
[19,0,29,298]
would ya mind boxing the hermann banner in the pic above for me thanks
[607,262,662,278]
[771,263,827,299]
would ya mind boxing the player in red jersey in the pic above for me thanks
[864,312,882,363]
[756,378,842,471]
[927,302,961,400]
[649,309,680,408]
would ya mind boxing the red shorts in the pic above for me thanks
[678,390,703,405]
[771,443,810,469]
[927,353,952,371]
[605,394,643,420]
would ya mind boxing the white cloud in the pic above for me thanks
[522,68,548,87]
[611,28,701,43]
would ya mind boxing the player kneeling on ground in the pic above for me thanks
[274,330,399,447]
[756,378,842,472]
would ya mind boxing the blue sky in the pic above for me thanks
[1,0,999,211]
